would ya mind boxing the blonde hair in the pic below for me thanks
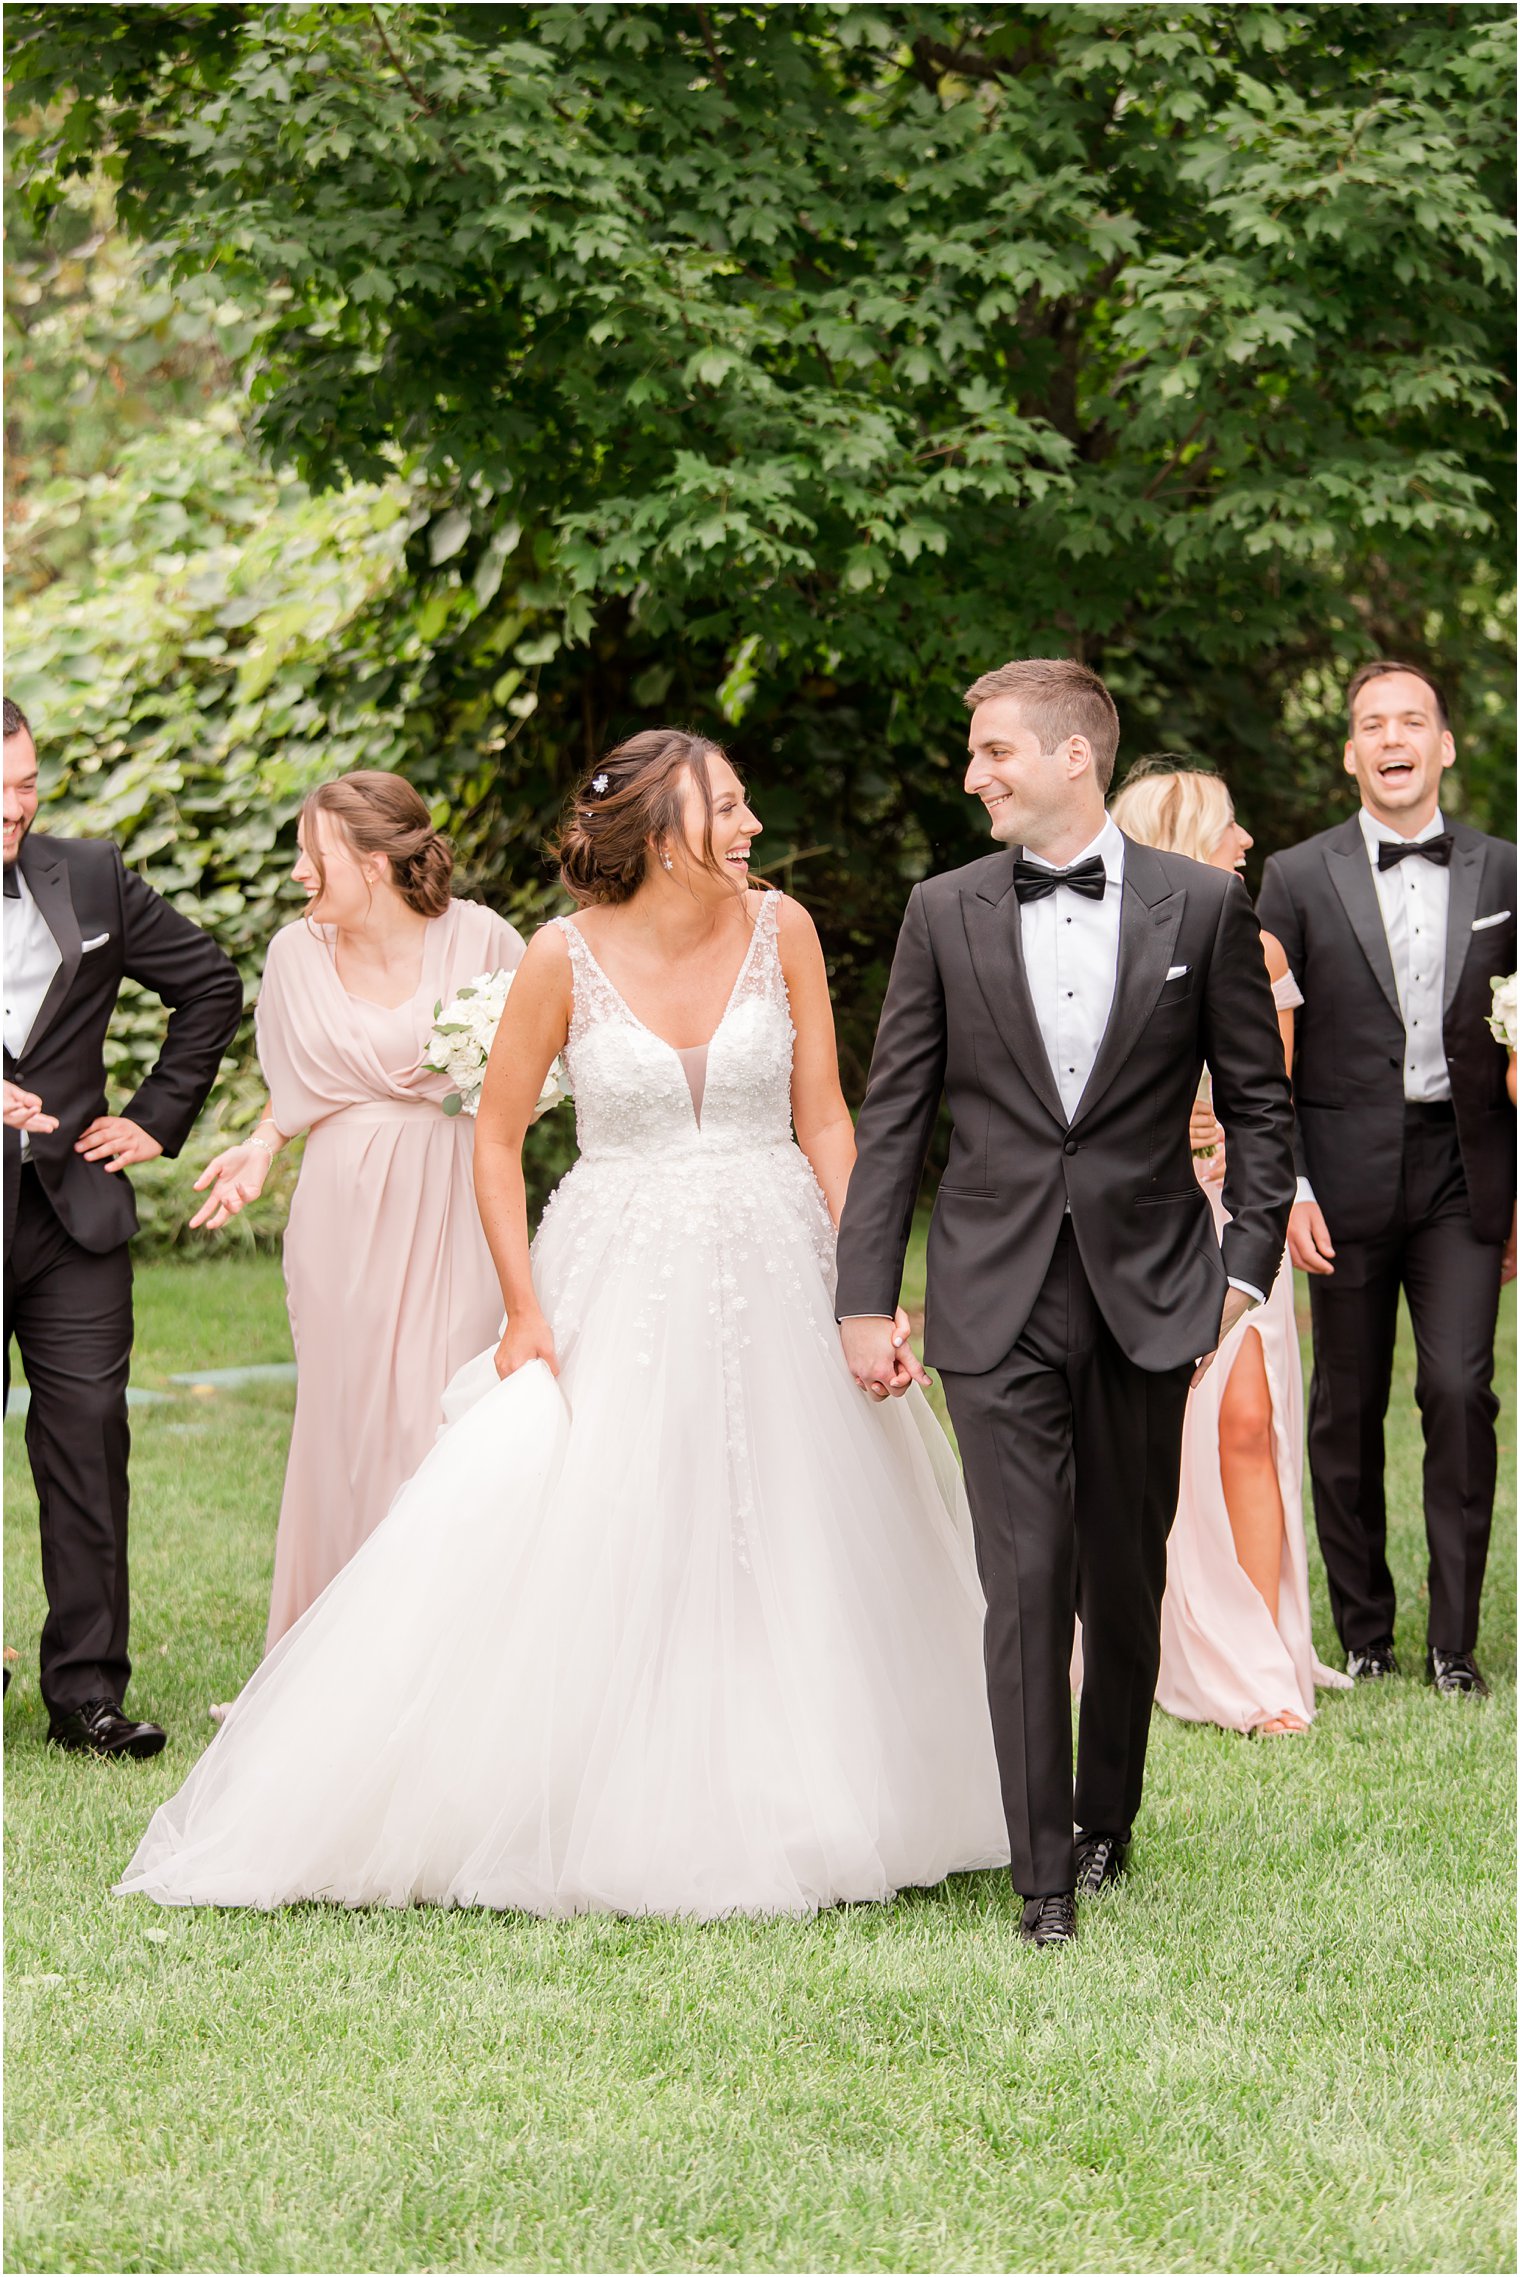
[1109,763,1234,866]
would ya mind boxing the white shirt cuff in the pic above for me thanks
[1294,1176,1316,1204]
[1226,1277,1265,1307]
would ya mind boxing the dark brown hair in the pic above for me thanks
[553,728,731,906]
[299,771,454,918]
[2,698,31,740]
[1346,659,1450,734]
[963,658,1122,793]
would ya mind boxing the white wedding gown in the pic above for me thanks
[118,895,1010,1919]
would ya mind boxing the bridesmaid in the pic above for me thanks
[190,772,525,1651]
[1107,762,1350,1735]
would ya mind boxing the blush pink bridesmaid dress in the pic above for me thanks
[1154,971,1351,1732]
[255,899,525,1647]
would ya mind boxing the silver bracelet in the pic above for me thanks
[247,1130,280,1158]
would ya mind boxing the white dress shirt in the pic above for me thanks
[1296,806,1451,1206]
[4,864,64,1159]
[1016,815,1125,1121]
[1360,805,1451,1102]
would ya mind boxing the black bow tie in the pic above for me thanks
[2,866,19,899]
[1013,854,1108,904]
[1377,834,1452,871]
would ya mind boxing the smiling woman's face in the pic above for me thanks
[1344,670,1455,829]
[1208,810,1253,875]
[670,750,761,899]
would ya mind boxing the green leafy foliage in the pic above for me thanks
[6,3,1515,1119]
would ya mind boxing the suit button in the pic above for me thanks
[1063,1140,1079,1156]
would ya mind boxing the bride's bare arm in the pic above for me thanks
[473,926,573,1374]
[778,896,857,1225]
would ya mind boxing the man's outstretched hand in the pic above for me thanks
[3,1079,57,1134]
[841,1309,930,1402]
[74,1115,163,1173]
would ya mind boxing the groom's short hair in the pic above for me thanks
[962,659,1121,792]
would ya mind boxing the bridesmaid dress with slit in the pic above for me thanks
[256,899,526,1646]
[1154,970,1352,1730]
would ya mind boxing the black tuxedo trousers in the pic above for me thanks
[5,1169,134,1715]
[1307,1105,1502,1658]
[940,1222,1192,1897]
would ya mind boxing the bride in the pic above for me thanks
[118,728,1010,1920]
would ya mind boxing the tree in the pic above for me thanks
[8,3,1515,1088]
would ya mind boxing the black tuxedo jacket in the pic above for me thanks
[1257,816,1516,1247]
[3,834,245,1257]
[834,835,1297,1376]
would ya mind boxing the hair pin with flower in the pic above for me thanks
[590,773,610,795]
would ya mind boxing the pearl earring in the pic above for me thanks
[661,850,674,872]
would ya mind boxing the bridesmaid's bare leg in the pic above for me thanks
[1217,1332,1307,1732]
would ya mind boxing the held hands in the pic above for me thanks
[3,1079,58,1134]
[841,1308,931,1403]
[189,1141,274,1231]
[1190,1285,1255,1389]
[494,1308,559,1380]
[75,1115,162,1174]
[1287,1199,1336,1276]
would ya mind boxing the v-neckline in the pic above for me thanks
[567,905,766,1059]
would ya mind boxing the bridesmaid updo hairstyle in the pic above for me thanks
[299,772,454,918]
[1109,756,1234,866]
[554,728,731,907]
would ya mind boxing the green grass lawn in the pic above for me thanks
[5,1250,1515,2274]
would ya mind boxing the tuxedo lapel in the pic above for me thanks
[961,858,1068,1130]
[1071,837,1185,1125]
[1324,819,1401,1023]
[17,838,83,1056]
[1441,825,1485,1013]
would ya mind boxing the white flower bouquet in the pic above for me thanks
[1487,972,1517,1053]
[423,969,569,1120]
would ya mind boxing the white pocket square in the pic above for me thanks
[80,931,111,953]
[1471,910,1510,931]
[1165,963,1190,980]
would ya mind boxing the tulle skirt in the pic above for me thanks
[118,1143,1010,1918]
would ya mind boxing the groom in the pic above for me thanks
[836,659,1296,1945]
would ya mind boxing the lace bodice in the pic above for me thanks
[556,894,796,1161]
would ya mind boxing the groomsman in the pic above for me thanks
[1258,662,1516,1695]
[3,698,244,1755]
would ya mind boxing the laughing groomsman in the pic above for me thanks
[1258,662,1516,1696]
[3,698,244,1755]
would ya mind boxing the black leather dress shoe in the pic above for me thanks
[1427,1649,1490,1697]
[47,1698,167,1759]
[1019,1891,1077,1948]
[1346,1640,1399,1681]
[1075,1832,1128,1897]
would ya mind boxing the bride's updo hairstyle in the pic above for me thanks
[298,772,455,918]
[1109,756,1234,866]
[554,728,731,907]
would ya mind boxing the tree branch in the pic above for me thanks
[695,8,730,97]
[368,7,469,176]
